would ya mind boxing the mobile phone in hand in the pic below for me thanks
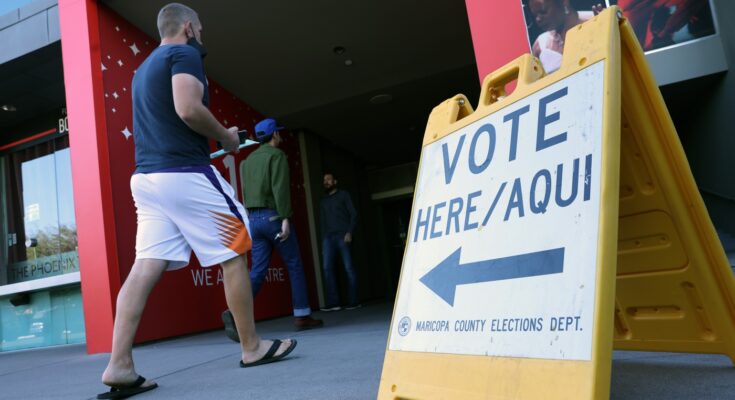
[237,129,248,144]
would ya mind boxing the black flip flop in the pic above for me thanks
[97,375,158,399]
[239,339,298,368]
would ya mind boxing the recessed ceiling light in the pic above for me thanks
[344,59,353,66]
[369,94,392,105]
[1,104,17,112]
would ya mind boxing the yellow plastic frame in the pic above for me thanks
[379,6,735,399]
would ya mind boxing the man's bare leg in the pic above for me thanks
[101,259,168,387]
[220,255,294,363]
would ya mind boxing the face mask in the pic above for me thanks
[187,37,207,59]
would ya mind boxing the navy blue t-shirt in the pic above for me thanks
[132,44,210,173]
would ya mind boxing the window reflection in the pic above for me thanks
[0,134,86,351]
[2,136,78,285]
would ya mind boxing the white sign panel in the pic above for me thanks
[389,61,605,361]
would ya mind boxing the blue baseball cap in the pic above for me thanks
[254,118,284,141]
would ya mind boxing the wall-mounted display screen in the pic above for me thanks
[520,0,726,84]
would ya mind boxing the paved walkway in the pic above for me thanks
[0,302,734,399]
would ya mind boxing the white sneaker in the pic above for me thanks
[320,306,342,312]
[345,304,362,310]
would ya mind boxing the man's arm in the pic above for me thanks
[271,153,293,241]
[345,191,358,234]
[319,200,326,236]
[341,191,357,243]
[271,153,293,220]
[172,73,239,151]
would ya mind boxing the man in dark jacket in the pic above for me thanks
[319,173,360,311]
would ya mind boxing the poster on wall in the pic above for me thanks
[521,0,720,77]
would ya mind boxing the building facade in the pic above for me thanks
[0,0,731,354]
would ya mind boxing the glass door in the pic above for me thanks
[2,135,78,284]
[0,135,85,351]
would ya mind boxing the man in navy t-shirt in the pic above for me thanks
[132,42,211,172]
[97,4,296,399]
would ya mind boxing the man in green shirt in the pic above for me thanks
[222,119,323,337]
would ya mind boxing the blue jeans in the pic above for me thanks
[248,208,311,317]
[322,232,358,307]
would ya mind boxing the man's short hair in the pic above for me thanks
[157,3,198,39]
[324,172,336,180]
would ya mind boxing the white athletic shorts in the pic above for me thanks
[131,165,251,270]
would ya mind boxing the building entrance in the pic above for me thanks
[378,196,413,298]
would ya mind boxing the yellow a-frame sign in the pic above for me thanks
[379,7,735,399]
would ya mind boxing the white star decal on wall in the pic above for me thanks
[105,93,109,98]
[112,108,116,113]
[101,63,107,71]
[224,119,228,125]
[117,60,124,67]
[121,127,132,139]
[129,43,140,56]
[123,87,127,92]
[115,26,120,32]
[107,55,111,59]
[112,92,119,99]
[123,38,127,43]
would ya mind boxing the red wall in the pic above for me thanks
[61,1,317,352]
[59,0,119,354]
[464,0,530,82]
[63,0,528,353]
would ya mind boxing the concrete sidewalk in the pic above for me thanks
[0,302,734,399]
